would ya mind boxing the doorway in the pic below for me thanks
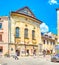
[16,50,20,56]
[26,49,29,56]
[0,46,3,52]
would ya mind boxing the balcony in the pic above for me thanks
[24,37,29,44]
[32,39,36,44]
[15,37,21,43]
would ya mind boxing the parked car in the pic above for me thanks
[51,54,59,62]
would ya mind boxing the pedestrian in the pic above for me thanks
[14,52,19,60]
[43,50,46,57]
[33,50,36,56]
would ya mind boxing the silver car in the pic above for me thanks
[51,54,59,62]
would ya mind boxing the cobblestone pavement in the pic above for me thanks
[0,55,59,65]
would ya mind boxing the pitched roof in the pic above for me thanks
[56,8,59,11]
[11,11,42,24]
[16,6,35,18]
[11,6,43,24]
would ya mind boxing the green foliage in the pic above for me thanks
[57,42,59,44]
[4,53,10,57]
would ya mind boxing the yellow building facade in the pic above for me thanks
[0,7,57,56]
[9,7,42,56]
[41,33,57,54]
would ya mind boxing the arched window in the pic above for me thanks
[32,30,35,39]
[15,27,20,37]
[24,28,28,38]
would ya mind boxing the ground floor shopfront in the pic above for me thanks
[9,44,38,56]
[42,44,55,54]
[0,43,42,56]
[0,43,55,56]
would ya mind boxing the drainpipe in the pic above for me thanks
[8,12,11,56]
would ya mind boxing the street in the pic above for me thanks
[0,55,59,65]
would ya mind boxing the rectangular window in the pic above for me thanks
[0,35,2,41]
[43,40,45,44]
[0,23,2,29]
[53,42,55,45]
[47,40,49,44]
[51,41,52,45]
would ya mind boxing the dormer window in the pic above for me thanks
[49,36,52,38]
[24,10,28,14]
[44,35,48,38]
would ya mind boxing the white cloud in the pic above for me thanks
[48,32,52,36]
[48,0,58,5]
[40,23,49,33]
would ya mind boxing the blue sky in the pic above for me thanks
[0,0,59,34]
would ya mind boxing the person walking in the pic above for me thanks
[14,51,19,60]
[43,50,46,57]
[33,50,36,56]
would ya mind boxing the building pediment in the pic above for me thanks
[16,6,35,18]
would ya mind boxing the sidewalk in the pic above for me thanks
[37,55,51,61]
[0,55,58,65]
